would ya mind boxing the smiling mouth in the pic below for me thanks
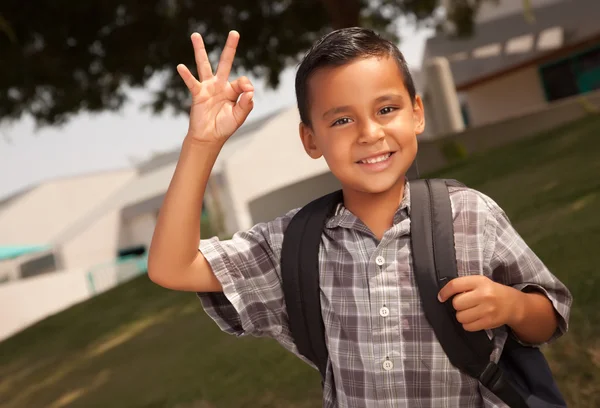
[357,152,394,164]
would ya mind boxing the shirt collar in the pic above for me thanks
[325,179,411,230]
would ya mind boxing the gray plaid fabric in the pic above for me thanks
[197,181,572,407]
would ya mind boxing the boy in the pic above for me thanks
[148,27,572,407]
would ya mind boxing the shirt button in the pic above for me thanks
[375,256,385,266]
[383,360,394,371]
[379,306,390,317]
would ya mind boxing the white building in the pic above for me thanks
[423,0,600,132]
[0,109,290,282]
[0,169,136,281]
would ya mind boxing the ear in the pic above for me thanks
[299,122,323,159]
[412,94,425,135]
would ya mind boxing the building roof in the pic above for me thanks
[0,186,35,212]
[0,167,133,209]
[424,0,600,89]
[136,108,286,175]
[0,168,136,246]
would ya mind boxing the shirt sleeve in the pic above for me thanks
[196,209,297,339]
[484,199,573,346]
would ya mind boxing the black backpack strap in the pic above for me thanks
[281,190,343,382]
[410,179,528,408]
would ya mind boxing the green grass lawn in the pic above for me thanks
[1,115,599,408]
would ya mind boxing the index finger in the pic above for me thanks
[437,275,483,302]
[216,30,240,81]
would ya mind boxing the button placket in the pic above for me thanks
[376,253,388,320]
[375,251,395,376]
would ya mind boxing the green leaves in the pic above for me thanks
[0,0,491,128]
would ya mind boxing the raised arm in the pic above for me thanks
[147,31,254,292]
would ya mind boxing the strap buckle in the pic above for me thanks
[479,361,502,390]
[479,361,531,407]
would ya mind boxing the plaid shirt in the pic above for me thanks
[198,181,572,407]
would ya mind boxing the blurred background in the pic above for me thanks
[0,0,599,407]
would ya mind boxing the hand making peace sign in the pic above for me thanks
[177,31,255,145]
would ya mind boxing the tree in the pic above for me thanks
[0,0,489,128]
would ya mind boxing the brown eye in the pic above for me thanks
[332,117,351,127]
[379,106,397,115]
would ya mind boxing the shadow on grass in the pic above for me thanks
[0,276,322,408]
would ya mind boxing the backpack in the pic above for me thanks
[280,166,567,407]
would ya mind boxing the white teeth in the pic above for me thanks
[360,153,391,164]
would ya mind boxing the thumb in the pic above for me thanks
[233,91,254,125]
[438,276,481,302]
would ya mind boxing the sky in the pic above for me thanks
[0,23,434,201]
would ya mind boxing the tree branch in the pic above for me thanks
[319,0,361,28]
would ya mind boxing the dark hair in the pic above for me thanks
[295,27,416,125]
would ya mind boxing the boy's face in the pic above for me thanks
[300,56,424,195]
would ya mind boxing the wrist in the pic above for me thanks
[182,133,224,154]
[506,287,527,329]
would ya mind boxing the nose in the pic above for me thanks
[357,119,385,145]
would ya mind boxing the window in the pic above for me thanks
[540,60,579,101]
[460,103,471,127]
[579,47,600,73]
[20,253,57,278]
[118,245,146,258]
[540,45,600,101]
[577,47,600,92]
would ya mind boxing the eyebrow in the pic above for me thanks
[322,105,351,119]
[374,94,403,104]
[321,94,404,119]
